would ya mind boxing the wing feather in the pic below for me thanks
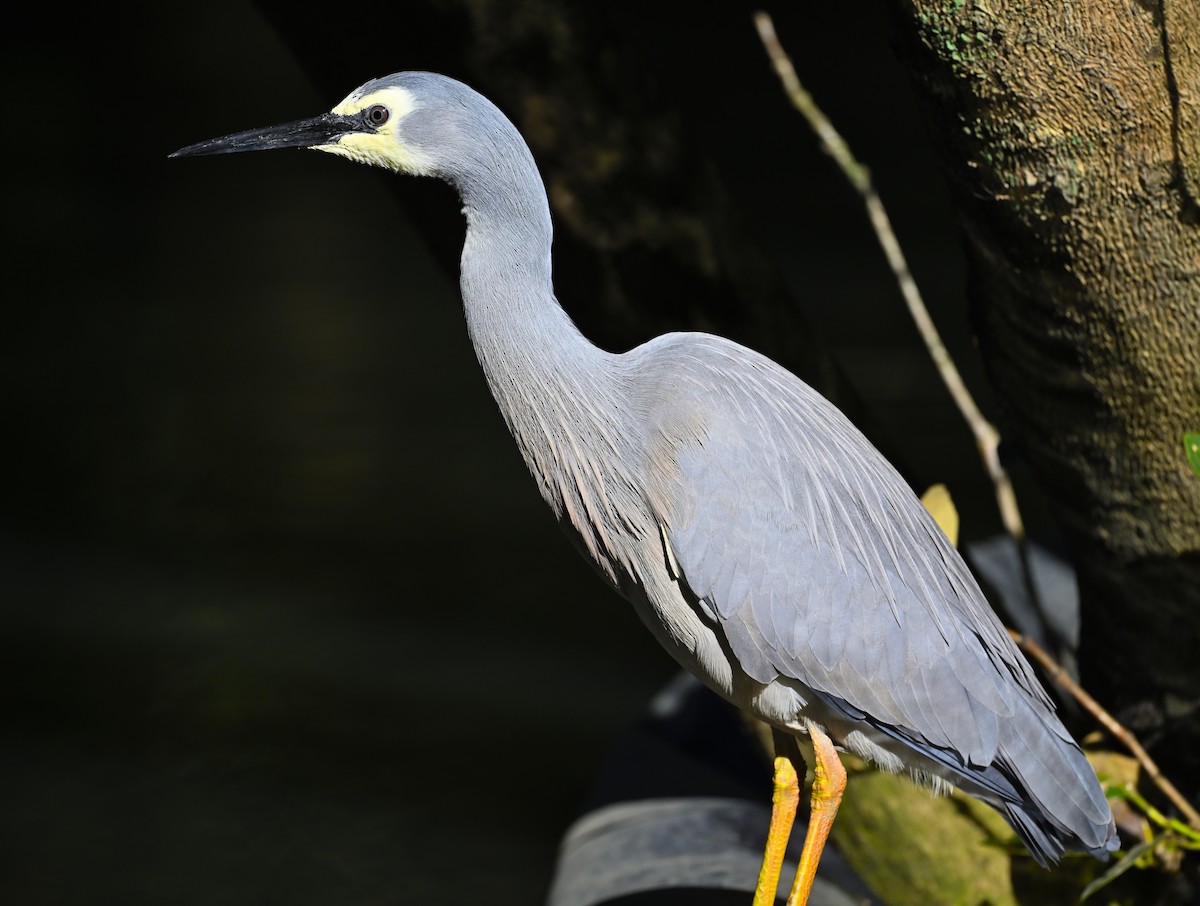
[645,335,1048,765]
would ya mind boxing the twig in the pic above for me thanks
[1010,629,1200,829]
[1110,786,1200,845]
[752,11,1025,544]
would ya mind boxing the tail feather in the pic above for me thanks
[818,687,1119,865]
[1001,801,1065,868]
[993,704,1119,863]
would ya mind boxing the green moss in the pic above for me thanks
[913,2,1098,218]
[831,768,1019,906]
[916,0,1000,81]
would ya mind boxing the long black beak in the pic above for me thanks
[170,112,358,159]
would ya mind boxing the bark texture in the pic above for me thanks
[888,0,1200,791]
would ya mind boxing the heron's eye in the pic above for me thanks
[366,105,390,126]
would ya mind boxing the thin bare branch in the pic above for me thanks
[752,10,1026,543]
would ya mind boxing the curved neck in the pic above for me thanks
[452,123,610,420]
[447,117,644,584]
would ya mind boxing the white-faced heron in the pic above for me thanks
[172,72,1119,904]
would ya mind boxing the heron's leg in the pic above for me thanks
[752,730,803,906]
[785,722,847,906]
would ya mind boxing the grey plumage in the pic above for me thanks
[172,70,1119,868]
[636,335,1114,864]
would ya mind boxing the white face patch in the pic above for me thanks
[311,85,435,175]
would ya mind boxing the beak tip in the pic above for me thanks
[168,142,209,160]
[166,113,353,162]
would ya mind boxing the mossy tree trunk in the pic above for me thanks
[886,0,1200,792]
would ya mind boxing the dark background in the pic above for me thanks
[2,3,1033,903]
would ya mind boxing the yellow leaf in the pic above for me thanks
[921,483,959,547]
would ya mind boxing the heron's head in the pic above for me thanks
[170,72,492,180]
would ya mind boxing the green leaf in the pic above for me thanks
[1186,433,1200,478]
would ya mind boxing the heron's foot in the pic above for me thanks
[752,755,801,906]
[786,724,847,906]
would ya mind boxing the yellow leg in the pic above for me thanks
[752,753,801,906]
[785,723,847,906]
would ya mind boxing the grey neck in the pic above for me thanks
[451,117,615,437]
[445,112,644,582]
